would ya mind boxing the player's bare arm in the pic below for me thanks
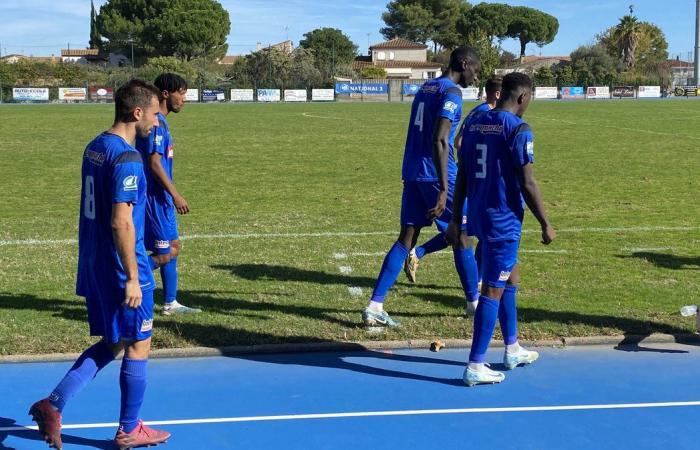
[148,152,189,214]
[112,201,142,308]
[429,117,453,219]
[516,163,556,245]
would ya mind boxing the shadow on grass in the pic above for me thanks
[618,252,700,270]
[211,263,449,290]
[0,417,113,450]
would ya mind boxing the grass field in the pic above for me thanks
[1,99,699,355]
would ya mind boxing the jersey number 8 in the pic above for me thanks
[84,175,96,219]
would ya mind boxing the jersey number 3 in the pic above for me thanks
[84,175,96,219]
[475,144,487,179]
[414,102,425,132]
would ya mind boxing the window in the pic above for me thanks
[377,51,386,60]
[426,71,437,79]
[389,51,395,60]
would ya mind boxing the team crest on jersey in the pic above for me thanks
[123,175,138,191]
[499,271,511,281]
[462,215,467,225]
[155,135,164,147]
[140,319,153,333]
[443,101,458,113]
[527,141,534,156]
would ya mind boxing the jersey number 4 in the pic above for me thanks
[84,175,96,219]
[414,102,425,132]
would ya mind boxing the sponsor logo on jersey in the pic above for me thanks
[527,141,534,156]
[443,101,458,113]
[85,149,106,166]
[462,215,468,225]
[499,271,511,281]
[469,123,503,134]
[155,240,170,249]
[140,319,153,332]
[167,145,174,159]
[123,175,138,191]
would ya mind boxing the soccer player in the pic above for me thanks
[362,47,481,327]
[447,72,556,387]
[405,76,503,286]
[135,73,201,315]
[29,79,171,449]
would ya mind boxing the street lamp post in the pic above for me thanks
[695,0,700,85]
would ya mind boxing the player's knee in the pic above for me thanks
[124,338,152,360]
[507,266,521,286]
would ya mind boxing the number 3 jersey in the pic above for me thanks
[76,133,155,298]
[459,109,535,243]
[402,77,463,183]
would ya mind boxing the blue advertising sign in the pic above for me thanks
[335,83,388,95]
[402,84,422,95]
[202,89,225,102]
[560,86,585,99]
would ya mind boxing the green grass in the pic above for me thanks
[1,100,700,355]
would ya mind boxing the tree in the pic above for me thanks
[612,15,641,70]
[555,64,575,87]
[463,29,499,83]
[298,28,357,80]
[360,66,388,79]
[381,0,467,52]
[533,66,555,86]
[244,47,292,89]
[138,56,197,83]
[506,6,559,57]
[289,48,324,88]
[89,0,103,50]
[457,2,512,42]
[570,44,617,86]
[96,0,230,61]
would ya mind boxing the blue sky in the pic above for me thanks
[0,0,694,61]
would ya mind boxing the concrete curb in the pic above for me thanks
[1,333,698,364]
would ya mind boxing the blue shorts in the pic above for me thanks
[145,199,179,255]
[400,181,467,231]
[86,286,155,344]
[479,239,519,289]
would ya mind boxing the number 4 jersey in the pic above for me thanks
[402,77,463,183]
[76,133,155,298]
[460,109,535,243]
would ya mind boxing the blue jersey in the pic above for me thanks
[76,133,156,297]
[135,112,174,205]
[459,102,491,136]
[402,77,463,182]
[460,109,535,242]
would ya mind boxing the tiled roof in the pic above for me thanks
[61,49,100,57]
[370,38,427,50]
[670,59,692,68]
[353,60,442,70]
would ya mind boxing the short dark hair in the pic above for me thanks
[154,73,188,95]
[114,79,160,123]
[501,72,532,99]
[484,76,503,96]
[449,46,480,72]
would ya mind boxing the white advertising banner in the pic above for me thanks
[13,87,49,101]
[230,89,254,102]
[638,86,661,98]
[284,89,308,102]
[185,89,199,102]
[460,87,479,100]
[535,86,558,99]
[311,89,334,101]
[257,89,281,102]
[586,86,610,99]
[58,87,87,101]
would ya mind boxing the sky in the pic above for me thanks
[0,0,695,61]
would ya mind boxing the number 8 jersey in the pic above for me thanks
[460,109,535,243]
[76,133,155,298]
[402,77,463,183]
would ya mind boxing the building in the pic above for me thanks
[61,48,106,64]
[353,38,442,80]
[218,55,241,65]
[496,55,570,75]
[254,40,294,55]
[1,54,61,64]
[671,59,694,87]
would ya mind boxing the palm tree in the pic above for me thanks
[613,15,640,70]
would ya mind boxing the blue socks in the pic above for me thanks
[370,241,409,302]
[160,257,178,304]
[49,342,115,412]
[453,247,479,302]
[415,233,449,259]
[469,296,499,363]
[119,358,148,433]
[498,285,518,345]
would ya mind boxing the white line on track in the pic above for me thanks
[347,287,363,297]
[2,225,698,247]
[529,115,700,141]
[4,401,700,431]
[339,266,353,274]
[301,112,345,120]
